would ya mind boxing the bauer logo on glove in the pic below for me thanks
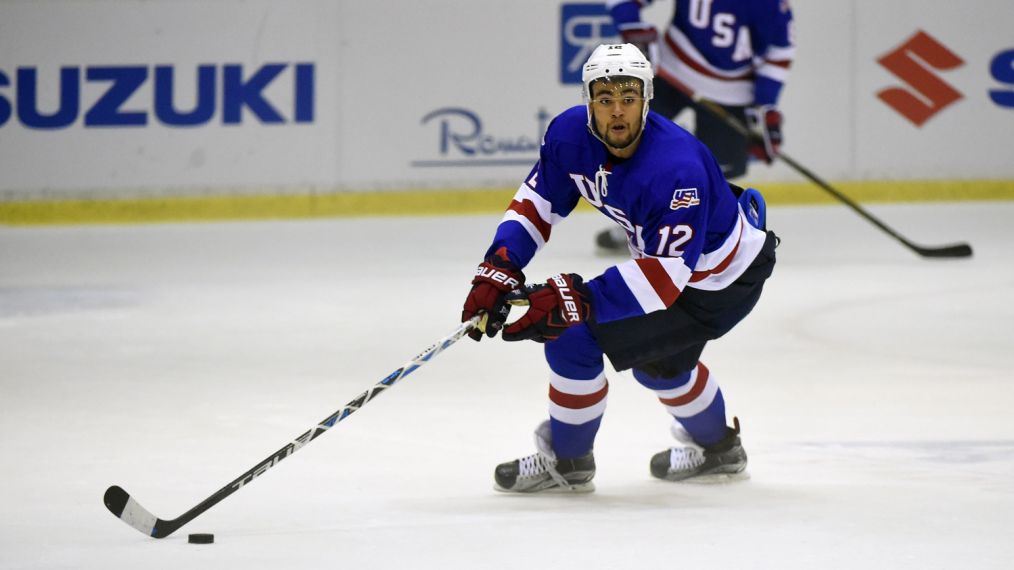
[475,265,522,289]
[503,273,592,343]
[550,274,584,323]
[461,246,526,341]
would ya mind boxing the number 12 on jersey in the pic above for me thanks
[633,224,694,256]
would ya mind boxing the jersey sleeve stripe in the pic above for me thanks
[515,182,563,224]
[756,61,790,83]
[501,212,546,250]
[764,45,796,63]
[617,260,668,313]
[689,238,740,282]
[506,198,552,242]
[763,57,792,69]
[690,211,743,281]
[635,258,682,306]
[498,183,560,250]
[688,209,768,291]
[616,257,690,314]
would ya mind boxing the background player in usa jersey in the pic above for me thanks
[596,0,795,252]
[461,44,778,493]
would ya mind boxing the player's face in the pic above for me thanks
[589,78,645,151]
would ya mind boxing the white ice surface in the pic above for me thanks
[1,202,1012,569]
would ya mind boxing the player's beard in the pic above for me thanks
[595,117,642,150]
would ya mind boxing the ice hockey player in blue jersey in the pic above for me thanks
[596,0,795,252]
[460,44,778,492]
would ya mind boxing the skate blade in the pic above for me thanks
[493,481,596,494]
[675,470,750,485]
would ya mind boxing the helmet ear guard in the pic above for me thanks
[581,43,654,144]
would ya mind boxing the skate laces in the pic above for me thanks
[518,452,550,477]
[522,420,578,490]
[668,447,705,471]
[667,420,706,471]
[517,451,574,490]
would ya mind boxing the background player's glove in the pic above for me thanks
[619,23,659,67]
[461,246,525,341]
[502,273,592,343]
[745,105,783,163]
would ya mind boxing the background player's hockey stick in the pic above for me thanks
[103,316,480,539]
[659,72,973,259]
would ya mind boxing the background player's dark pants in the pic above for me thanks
[589,230,778,378]
[651,76,750,180]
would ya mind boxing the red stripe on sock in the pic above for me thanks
[549,383,608,410]
[659,363,710,406]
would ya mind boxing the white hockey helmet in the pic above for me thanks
[581,43,654,140]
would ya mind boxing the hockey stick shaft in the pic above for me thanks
[104,317,479,538]
[658,72,973,259]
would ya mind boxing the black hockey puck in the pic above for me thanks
[188,533,214,544]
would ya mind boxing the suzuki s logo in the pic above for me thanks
[876,30,964,126]
[990,50,1014,109]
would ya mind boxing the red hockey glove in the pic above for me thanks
[502,273,592,343]
[620,23,659,66]
[745,105,783,163]
[462,246,525,341]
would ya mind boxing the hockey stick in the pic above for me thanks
[658,72,973,259]
[103,316,480,539]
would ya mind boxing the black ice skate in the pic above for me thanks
[494,421,596,493]
[650,417,748,482]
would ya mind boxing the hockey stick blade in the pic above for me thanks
[775,152,975,260]
[656,72,974,260]
[103,317,479,539]
[104,485,176,538]
[910,242,973,258]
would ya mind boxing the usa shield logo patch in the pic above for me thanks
[670,188,700,210]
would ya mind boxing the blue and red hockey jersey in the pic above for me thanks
[485,106,768,324]
[608,0,795,106]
